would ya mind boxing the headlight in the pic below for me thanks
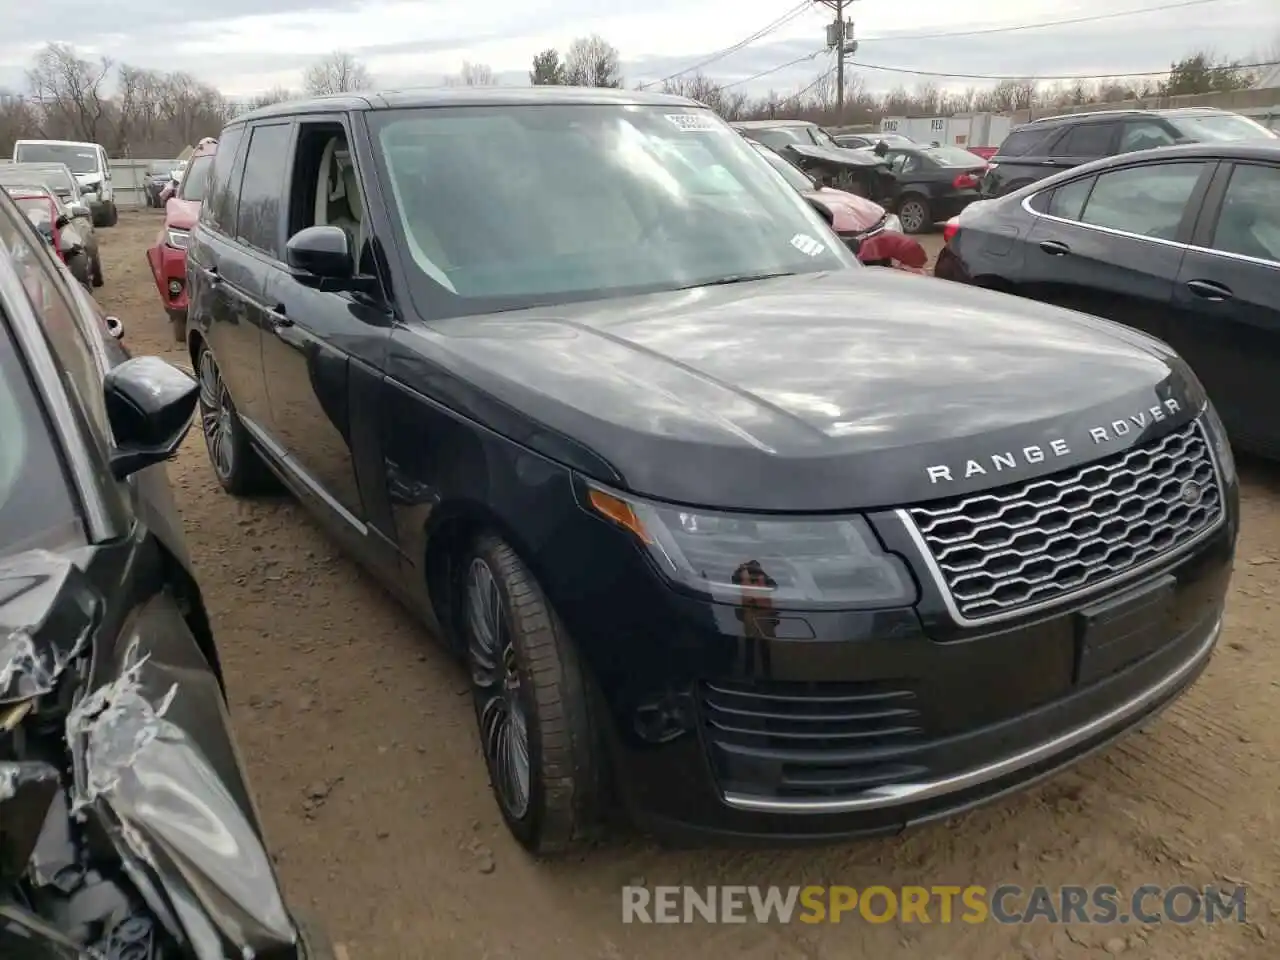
[1203,403,1236,486]
[882,214,903,233]
[583,484,917,608]
[165,228,190,250]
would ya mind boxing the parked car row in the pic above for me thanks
[162,87,1235,859]
[734,119,988,233]
[0,184,332,956]
[0,162,103,285]
[11,138,119,226]
[146,137,218,341]
[936,138,1280,462]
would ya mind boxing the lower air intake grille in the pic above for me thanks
[700,679,926,800]
[906,419,1222,621]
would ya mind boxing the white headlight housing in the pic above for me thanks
[165,228,190,250]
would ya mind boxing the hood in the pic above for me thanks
[394,269,1205,512]
[789,143,888,167]
[164,196,200,230]
[811,186,885,233]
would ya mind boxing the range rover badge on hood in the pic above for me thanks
[925,398,1183,484]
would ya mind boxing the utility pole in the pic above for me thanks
[817,0,858,122]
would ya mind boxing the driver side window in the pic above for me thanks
[1077,162,1207,241]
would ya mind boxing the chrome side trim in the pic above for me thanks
[1019,192,1192,251]
[722,614,1221,814]
[896,417,1226,629]
[238,415,367,536]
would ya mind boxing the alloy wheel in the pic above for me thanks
[467,557,531,820]
[899,200,927,233]
[198,349,235,481]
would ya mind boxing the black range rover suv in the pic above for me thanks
[982,107,1276,198]
[185,88,1238,853]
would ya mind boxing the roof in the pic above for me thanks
[1024,106,1242,127]
[13,138,100,149]
[233,85,699,125]
[732,119,816,129]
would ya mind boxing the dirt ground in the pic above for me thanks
[99,211,1274,960]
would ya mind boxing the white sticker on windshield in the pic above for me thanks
[665,113,722,133]
[790,234,826,257]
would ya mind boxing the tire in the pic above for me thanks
[195,341,276,496]
[105,201,119,227]
[897,195,932,234]
[91,208,108,228]
[90,251,104,288]
[463,533,605,855]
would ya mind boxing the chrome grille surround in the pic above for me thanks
[901,419,1224,624]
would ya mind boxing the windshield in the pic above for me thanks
[752,143,815,193]
[150,161,176,175]
[371,105,855,318]
[14,144,99,175]
[747,127,807,151]
[178,154,214,202]
[4,167,74,198]
[1169,114,1278,142]
[924,146,984,167]
[0,317,80,557]
[13,197,52,227]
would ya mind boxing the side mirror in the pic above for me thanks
[69,203,91,219]
[55,214,71,230]
[286,225,355,291]
[103,356,199,479]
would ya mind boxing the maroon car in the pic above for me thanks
[749,140,928,271]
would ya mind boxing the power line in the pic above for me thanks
[715,51,826,91]
[780,59,838,104]
[641,1,813,88]
[846,58,1280,82]
[854,0,1226,43]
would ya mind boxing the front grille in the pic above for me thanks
[700,680,927,799]
[907,420,1222,621]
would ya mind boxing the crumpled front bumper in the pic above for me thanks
[0,551,319,959]
[146,239,189,319]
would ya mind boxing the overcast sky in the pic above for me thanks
[0,0,1276,98]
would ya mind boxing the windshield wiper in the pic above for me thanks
[675,271,799,291]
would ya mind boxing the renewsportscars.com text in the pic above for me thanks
[621,884,1248,925]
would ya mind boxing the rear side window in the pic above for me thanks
[1210,163,1280,263]
[1078,162,1207,240]
[202,124,246,234]
[1055,122,1119,158]
[1048,176,1096,220]
[234,123,292,259]
[996,128,1052,157]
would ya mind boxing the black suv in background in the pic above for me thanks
[982,107,1277,198]
[186,87,1236,855]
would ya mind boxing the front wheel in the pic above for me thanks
[897,195,932,234]
[105,201,119,227]
[463,534,605,855]
[90,252,104,288]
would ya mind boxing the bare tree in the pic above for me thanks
[304,51,372,96]
[458,61,496,85]
[564,35,623,88]
[26,43,113,142]
[661,72,748,119]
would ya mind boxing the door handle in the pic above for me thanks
[1185,279,1233,302]
[1038,240,1071,256]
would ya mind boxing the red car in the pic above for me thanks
[10,189,94,288]
[749,140,928,271]
[147,138,217,341]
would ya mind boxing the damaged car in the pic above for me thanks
[733,118,897,203]
[0,188,332,958]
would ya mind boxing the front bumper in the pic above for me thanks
[546,452,1236,843]
[145,239,189,315]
